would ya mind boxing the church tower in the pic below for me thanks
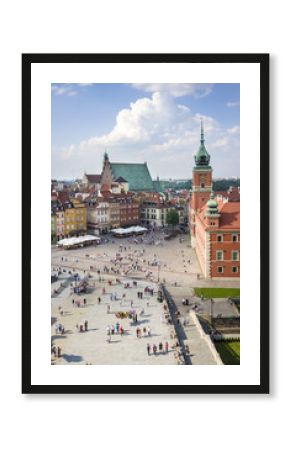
[190,119,213,237]
[100,151,112,192]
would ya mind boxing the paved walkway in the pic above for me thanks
[51,232,239,365]
[163,287,218,365]
[52,275,176,365]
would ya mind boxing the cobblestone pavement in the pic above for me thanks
[51,231,239,365]
[52,275,176,365]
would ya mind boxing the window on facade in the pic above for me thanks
[217,266,223,273]
[216,251,223,261]
[232,266,238,273]
[201,183,205,188]
[232,234,238,242]
[217,234,223,242]
[232,251,239,261]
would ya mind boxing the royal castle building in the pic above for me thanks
[189,121,240,279]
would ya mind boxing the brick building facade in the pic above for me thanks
[189,121,240,279]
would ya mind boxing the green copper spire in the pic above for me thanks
[194,119,211,167]
[200,118,205,144]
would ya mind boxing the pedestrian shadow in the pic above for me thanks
[108,339,121,344]
[61,354,83,363]
[51,334,67,341]
[136,319,150,325]
[142,333,161,338]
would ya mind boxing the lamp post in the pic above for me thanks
[210,298,214,325]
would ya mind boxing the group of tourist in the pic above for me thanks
[136,326,151,338]
[51,345,62,358]
[55,322,65,335]
[76,320,89,332]
[106,322,124,336]
[72,298,87,307]
[147,342,169,355]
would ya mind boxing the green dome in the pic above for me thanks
[206,192,218,214]
[207,198,218,208]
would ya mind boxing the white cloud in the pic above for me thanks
[52,91,239,179]
[227,125,240,134]
[227,101,240,107]
[82,92,196,148]
[51,83,92,96]
[131,83,213,98]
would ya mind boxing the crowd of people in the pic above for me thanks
[51,228,196,365]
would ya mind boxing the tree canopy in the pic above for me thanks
[166,209,179,227]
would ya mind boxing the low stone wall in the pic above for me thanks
[190,311,223,365]
[213,316,240,328]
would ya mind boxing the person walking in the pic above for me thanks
[147,343,151,355]
[165,341,169,353]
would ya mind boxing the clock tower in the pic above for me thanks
[190,119,213,237]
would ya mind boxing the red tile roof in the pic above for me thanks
[218,202,240,229]
[215,191,228,197]
[197,199,240,231]
[57,191,69,204]
[86,174,101,183]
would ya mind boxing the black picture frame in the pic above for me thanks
[22,53,269,394]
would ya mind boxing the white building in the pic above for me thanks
[87,198,110,234]
[141,200,171,227]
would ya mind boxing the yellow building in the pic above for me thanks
[63,199,87,237]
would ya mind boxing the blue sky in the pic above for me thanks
[51,83,240,180]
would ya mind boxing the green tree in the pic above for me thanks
[166,208,179,228]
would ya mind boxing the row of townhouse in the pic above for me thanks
[86,192,140,234]
[51,198,87,241]
[51,188,188,240]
